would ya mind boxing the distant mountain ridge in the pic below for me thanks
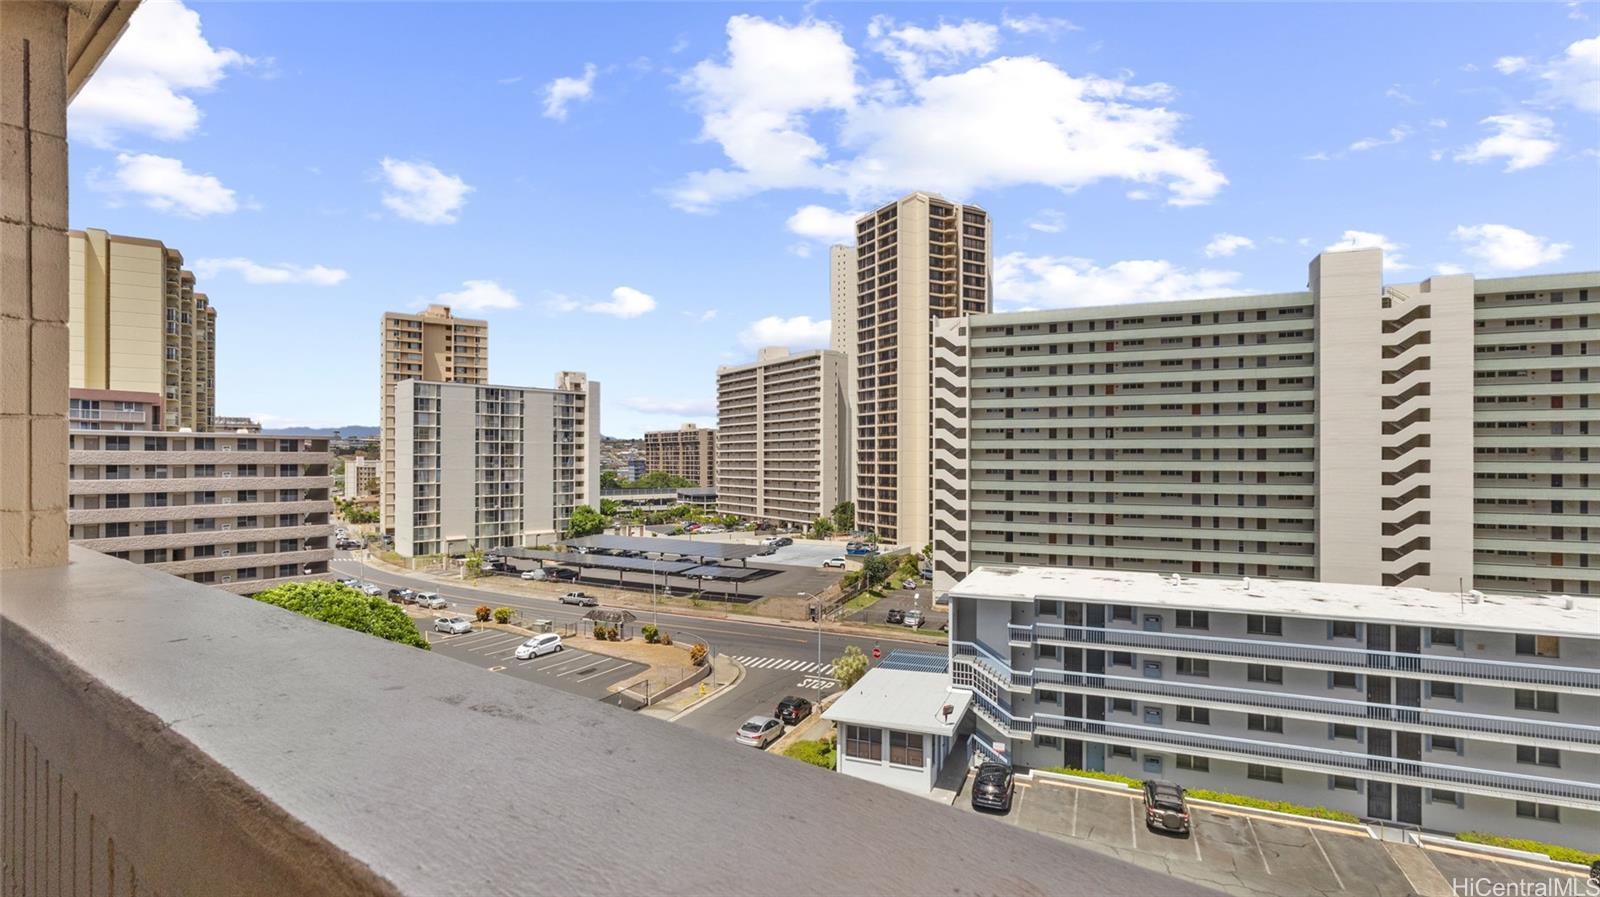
[261,425,379,437]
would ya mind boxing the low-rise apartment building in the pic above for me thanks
[67,388,163,431]
[391,373,600,558]
[948,566,1599,841]
[66,431,335,594]
[643,423,717,486]
[213,415,262,433]
[716,347,848,528]
[933,249,1598,597]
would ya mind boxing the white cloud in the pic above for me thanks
[95,153,238,216]
[671,36,691,54]
[543,63,598,121]
[786,205,861,241]
[1203,233,1255,258]
[378,158,472,224]
[497,75,525,85]
[1454,114,1558,171]
[1001,13,1079,36]
[1027,209,1066,233]
[995,253,1245,311]
[671,16,1225,211]
[1384,85,1417,104]
[681,308,718,322]
[68,0,249,148]
[1349,125,1412,152]
[1494,55,1530,74]
[867,16,1000,82]
[435,279,520,312]
[1451,224,1571,271]
[620,396,717,416]
[1325,230,1410,271]
[1428,118,1449,129]
[737,315,831,351]
[193,257,348,286]
[1537,35,1600,113]
[1434,262,1468,275]
[549,286,658,318]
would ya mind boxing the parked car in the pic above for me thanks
[774,536,793,547]
[521,569,548,581]
[903,609,924,629]
[386,588,406,603]
[760,536,779,547]
[902,578,918,590]
[756,546,777,557]
[885,608,906,624]
[433,617,472,635]
[1589,859,1599,887]
[970,762,1015,812]
[416,592,447,609]
[775,696,812,724]
[548,568,579,581]
[336,577,358,587]
[513,633,563,659]
[735,716,783,748]
[822,557,847,569]
[559,591,597,607]
[361,584,383,597]
[1142,780,1191,835]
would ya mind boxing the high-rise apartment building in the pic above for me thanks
[932,249,1598,597]
[343,458,379,497]
[380,305,488,535]
[391,373,599,558]
[716,347,849,528]
[68,228,216,432]
[643,423,717,486]
[828,243,857,505]
[66,430,334,594]
[854,192,990,547]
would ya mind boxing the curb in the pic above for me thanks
[665,656,747,722]
[1413,834,1591,873]
[1024,770,1369,834]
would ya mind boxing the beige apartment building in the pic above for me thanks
[854,192,991,547]
[716,347,848,528]
[391,373,599,558]
[68,228,217,432]
[68,388,163,431]
[379,305,488,535]
[343,458,379,497]
[66,430,334,594]
[213,416,262,433]
[643,423,717,486]
[932,248,1598,597]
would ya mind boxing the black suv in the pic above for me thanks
[970,762,1014,812]
[885,608,906,624]
[775,696,812,724]
[1142,780,1191,835]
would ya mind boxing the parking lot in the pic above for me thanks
[841,586,948,630]
[956,775,1582,897]
[422,626,647,703]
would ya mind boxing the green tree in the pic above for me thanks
[252,581,428,650]
[861,554,892,588]
[566,504,609,538]
[831,645,868,690]
[810,516,834,539]
[831,500,855,533]
[464,548,484,579]
[599,498,621,516]
[601,470,621,489]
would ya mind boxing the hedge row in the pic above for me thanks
[1456,832,1599,866]
[252,581,429,650]
[783,738,836,769]
[1040,767,1359,823]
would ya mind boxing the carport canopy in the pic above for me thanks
[497,547,699,575]
[561,534,767,561]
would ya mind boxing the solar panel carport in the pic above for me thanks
[561,534,766,562]
[497,548,699,575]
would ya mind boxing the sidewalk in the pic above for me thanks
[638,654,744,720]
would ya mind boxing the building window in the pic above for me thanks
[887,730,925,767]
[106,436,129,451]
[1175,610,1209,630]
[1515,635,1559,658]
[1110,652,1134,667]
[1429,628,1460,649]
[1330,672,1359,689]
[1330,776,1361,792]
[1176,658,1210,678]
[143,520,167,536]
[1142,660,1163,679]
[1176,706,1210,725]
[844,725,882,761]
[1246,615,1283,636]
[1429,681,1461,700]
[1429,789,1461,806]
[1111,605,1135,622]
[1247,664,1284,684]
[1247,715,1284,734]
[1515,802,1559,822]
[1110,745,1136,760]
[1176,754,1209,772]
[1514,690,1559,713]
[1330,724,1360,741]
[1329,621,1358,639]
[1516,746,1560,768]
[1247,764,1284,783]
[1110,698,1135,714]
[1429,735,1460,754]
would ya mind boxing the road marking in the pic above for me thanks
[1245,817,1271,876]
[468,636,525,654]
[1309,830,1341,891]
[1068,782,1078,838]
[556,661,600,678]
[575,661,634,683]
[1129,794,1138,846]
[487,665,506,672]
[541,654,593,674]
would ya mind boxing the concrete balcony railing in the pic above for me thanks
[71,450,331,466]
[0,548,1189,896]
[151,547,334,578]
[69,475,334,495]
[1017,623,1600,692]
[73,524,335,554]
[67,498,331,524]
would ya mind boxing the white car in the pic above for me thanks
[514,633,563,659]
[822,557,847,569]
[904,609,925,629]
[433,616,472,634]
[735,716,784,748]
[902,579,918,590]
[416,592,447,609]
[361,584,383,597]
[520,569,547,581]
[336,577,358,587]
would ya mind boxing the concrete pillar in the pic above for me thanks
[1,0,71,569]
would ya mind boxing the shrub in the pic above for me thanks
[1042,766,1143,789]
[493,607,512,624]
[252,581,428,650]
[831,645,868,689]
[594,622,608,640]
[606,625,620,641]
[659,632,673,646]
[642,624,659,644]
[783,738,836,769]
[1184,789,1360,824]
[1456,833,1599,866]
[474,604,492,622]
[688,643,708,666]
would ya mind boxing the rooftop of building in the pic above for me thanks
[394,378,589,395]
[951,566,1600,638]
[823,667,974,736]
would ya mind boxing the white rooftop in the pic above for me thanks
[823,668,973,736]
[951,566,1600,638]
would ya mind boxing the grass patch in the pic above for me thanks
[842,590,882,613]
[1041,768,1359,823]
[1456,833,1599,866]
[783,738,835,769]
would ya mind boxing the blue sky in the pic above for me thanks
[68,1,1599,436]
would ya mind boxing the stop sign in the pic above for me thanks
[872,647,882,660]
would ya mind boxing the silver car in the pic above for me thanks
[361,584,383,597]
[416,592,448,609]
[433,616,472,635]
[735,716,784,748]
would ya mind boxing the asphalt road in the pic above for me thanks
[331,559,938,742]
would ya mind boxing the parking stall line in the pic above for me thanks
[542,654,593,674]
[1245,818,1271,876]
[1128,796,1137,846]
[468,636,525,654]
[576,661,634,683]
[1309,830,1341,891]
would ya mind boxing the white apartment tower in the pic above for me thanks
[854,192,991,548]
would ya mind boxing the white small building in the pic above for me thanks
[823,667,972,795]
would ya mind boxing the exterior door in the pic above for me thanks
[1397,786,1422,826]
[1368,781,1392,820]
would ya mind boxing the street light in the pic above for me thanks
[650,556,659,627]
[800,590,822,704]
